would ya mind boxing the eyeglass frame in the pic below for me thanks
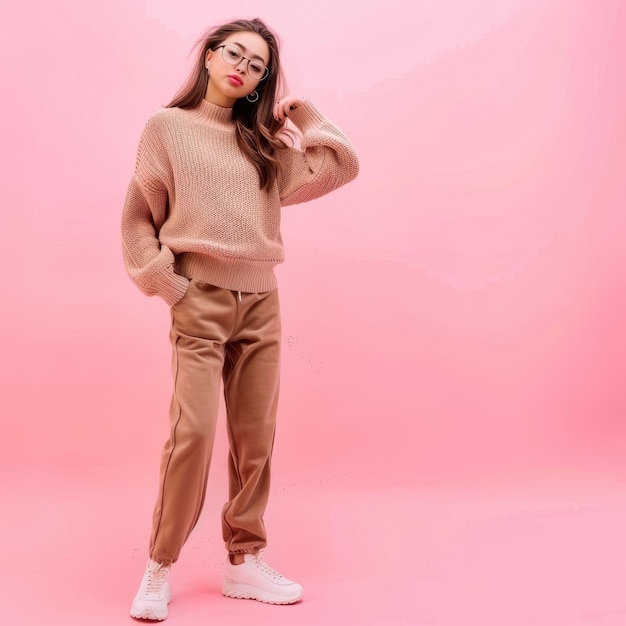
[213,45,270,81]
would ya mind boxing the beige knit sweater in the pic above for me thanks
[121,98,359,305]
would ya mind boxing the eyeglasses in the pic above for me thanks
[214,45,269,81]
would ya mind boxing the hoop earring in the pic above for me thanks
[246,90,259,103]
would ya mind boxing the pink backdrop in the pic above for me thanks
[2,1,626,625]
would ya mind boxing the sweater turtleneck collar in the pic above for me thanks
[189,99,236,132]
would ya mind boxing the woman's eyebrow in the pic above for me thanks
[229,41,266,62]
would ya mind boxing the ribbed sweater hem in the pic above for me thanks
[176,252,278,293]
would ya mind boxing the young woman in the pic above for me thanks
[121,17,359,621]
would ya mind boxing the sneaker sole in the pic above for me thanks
[222,579,303,605]
[130,593,172,621]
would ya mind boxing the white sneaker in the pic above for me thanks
[130,559,172,621]
[222,552,303,604]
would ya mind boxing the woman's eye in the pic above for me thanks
[250,63,263,74]
[227,49,240,59]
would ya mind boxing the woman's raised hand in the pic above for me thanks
[273,96,306,124]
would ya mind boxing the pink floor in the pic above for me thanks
[3,466,626,626]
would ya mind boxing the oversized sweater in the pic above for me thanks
[121,98,359,305]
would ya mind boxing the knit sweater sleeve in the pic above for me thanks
[276,100,359,207]
[121,113,190,306]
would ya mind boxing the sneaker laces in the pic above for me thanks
[250,552,285,581]
[142,564,169,598]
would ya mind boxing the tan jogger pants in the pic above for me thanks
[148,279,281,566]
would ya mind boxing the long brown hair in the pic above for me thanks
[167,18,289,191]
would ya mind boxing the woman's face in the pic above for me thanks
[205,31,270,107]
